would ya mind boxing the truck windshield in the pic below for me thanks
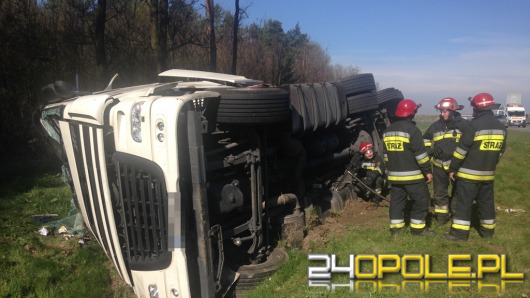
[508,111,525,117]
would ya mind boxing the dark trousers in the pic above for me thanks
[389,182,431,233]
[449,180,496,239]
[433,165,452,220]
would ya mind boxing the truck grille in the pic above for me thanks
[68,123,171,276]
[114,152,171,270]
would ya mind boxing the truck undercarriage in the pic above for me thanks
[38,70,404,297]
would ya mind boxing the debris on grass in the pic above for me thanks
[496,206,526,213]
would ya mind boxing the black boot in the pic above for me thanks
[445,229,468,241]
[390,228,403,238]
[411,228,435,236]
[435,213,451,226]
[479,227,494,239]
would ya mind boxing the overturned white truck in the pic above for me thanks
[38,69,403,297]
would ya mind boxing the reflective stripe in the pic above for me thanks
[390,222,406,229]
[416,152,429,164]
[383,131,411,139]
[474,134,505,141]
[457,167,495,181]
[410,222,426,229]
[475,129,506,137]
[452,223,471,231]
[410,219,426,229]
[384,136,410,143]
[432,132,443,140]
[434,205,449,214]
[389,174,425,181]
[361,162,377,169]
[455,147,467,156]
[459,168,495,176]
[480,219,496,229]
[411,219,425,224]
[453,150,465,160]
[432,130,462,143]
[453,219,470,226]
[481,223,496,229]
[417,156,430,165]
[457,172,495,180]
[432,159,451,170]
[388,170,422,176]
[416,152,428,160]
[388,170,424,181]
[390,219,405,229]
[452,218,471,231]
[424,139,432,147]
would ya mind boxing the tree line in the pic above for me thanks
[0,0,359,158]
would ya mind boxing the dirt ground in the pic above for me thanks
[301,197,390,251]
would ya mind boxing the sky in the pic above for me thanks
[215,0,530,115]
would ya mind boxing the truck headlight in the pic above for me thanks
[131,101,145,142]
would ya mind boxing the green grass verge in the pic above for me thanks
[0,158,134,297]
[0,128,528,298]
[248,129,530,298]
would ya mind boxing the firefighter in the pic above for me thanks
[423,97,471,225]
[354,141,387,204]
[446,93,507,241]
[383,99,434,236]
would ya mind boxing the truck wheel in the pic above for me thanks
[377,87,404,105]
[287,82,346,134]
[377,88,404,120]
[346,91,379,115]
[340,73,376,97]
[233,248,288,296]
[216,88,290,124]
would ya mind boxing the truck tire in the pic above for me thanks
[287,83,346,134]
[216,88,290,124]
[377,88,404,119]
[233,248,288,296]
[377,88,404,105]
[346,91,379,115]
[340,73,376,97]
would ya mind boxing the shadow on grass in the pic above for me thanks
[0,156,62,196]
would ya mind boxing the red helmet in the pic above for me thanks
[435,97,464,111]
[395,99,421,117]
[359,142,374,154]
[469,93,500,110]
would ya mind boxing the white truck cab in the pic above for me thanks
[38,69,400,297]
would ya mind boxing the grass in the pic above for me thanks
[247,128,530,298]
[0,124,528,298]
[0,157,134,297]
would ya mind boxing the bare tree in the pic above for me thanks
[205,0,216,71]
[95,0,108,74]
[150,0,169,74]
[231,0,239,74]
[330,64,360,81]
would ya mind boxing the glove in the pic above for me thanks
[367,171,380,180]
[433,146,443,159]
[361,177,374,197]
[362,176,374,188]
